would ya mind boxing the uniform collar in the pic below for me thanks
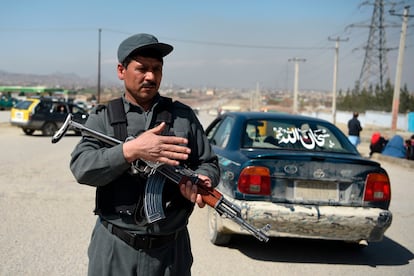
[122,93,161,113]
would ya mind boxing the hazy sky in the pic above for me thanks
[1,0,413,91]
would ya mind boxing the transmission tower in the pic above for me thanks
[357,0,392,92]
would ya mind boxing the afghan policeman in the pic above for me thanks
[70,33,220,276]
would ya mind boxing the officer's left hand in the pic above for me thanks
[179,174,212,208]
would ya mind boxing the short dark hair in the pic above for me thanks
[122,48,164,68]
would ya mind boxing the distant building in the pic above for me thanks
[206,89,215,96]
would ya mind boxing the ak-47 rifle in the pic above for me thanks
[52,114,270,242]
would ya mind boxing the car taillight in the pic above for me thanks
[238,166,271,195]
[363,173,391,202]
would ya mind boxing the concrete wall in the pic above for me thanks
[302,110,409,131]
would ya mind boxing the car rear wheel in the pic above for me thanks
[22,128,35,135]
[42,122,57,136]
[208,207,231,245]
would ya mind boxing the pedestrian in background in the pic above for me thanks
[369,132,388,157]
[348,111,363,147]
[405,134,414,160]
[70,33,220,276]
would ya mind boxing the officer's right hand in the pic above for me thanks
[122,122,191,166]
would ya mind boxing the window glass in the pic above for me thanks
[15,100,34,110]
[36,101,52,113]
[245,119,348,153]
[210,117,234,148]
[52,103,67,114]
[72,105,86,114]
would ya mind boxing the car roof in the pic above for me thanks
[222,111,330,124]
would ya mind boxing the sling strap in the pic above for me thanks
[107,97,128,141]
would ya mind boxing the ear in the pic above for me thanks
[117,63,125,80]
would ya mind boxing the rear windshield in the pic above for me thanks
[243,119,353,153]
[14,100,35,110]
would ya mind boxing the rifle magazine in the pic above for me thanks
[144,172,166,223]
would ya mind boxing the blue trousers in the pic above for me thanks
[348,135,361,146]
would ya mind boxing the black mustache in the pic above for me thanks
[142,82,156,88]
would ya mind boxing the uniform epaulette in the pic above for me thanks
[173,100,191,111]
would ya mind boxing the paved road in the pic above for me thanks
[0,111,413,275]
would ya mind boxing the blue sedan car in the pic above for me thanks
[205,112,392,246]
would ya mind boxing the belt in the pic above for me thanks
[101,220,179,250]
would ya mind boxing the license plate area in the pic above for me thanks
[294,180,339,202]
[14,111,25,122]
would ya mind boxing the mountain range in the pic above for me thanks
[0,70,114,89]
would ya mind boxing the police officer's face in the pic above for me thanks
[117,56,163,107]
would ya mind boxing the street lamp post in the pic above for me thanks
[288,58,306,114]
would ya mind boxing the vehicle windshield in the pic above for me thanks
[243,119,353,153]
[14,100,35,110]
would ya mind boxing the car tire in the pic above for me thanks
[22,128,35,135]
[208,207,231,245]
[42,122,57,136]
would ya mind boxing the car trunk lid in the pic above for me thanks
[237,150,387,208]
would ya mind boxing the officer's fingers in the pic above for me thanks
[157,157,180,167]
[196,194,206,208]
[160,135,189,147]
[157,149,189,163]
[179,181,193,201]
[191,183,198,203]
[148,122,166,135]
[179,180,197,203]
[185,181,194,201]
[197,175,212,188]
[161,143,191,155]
[179,182,186,196]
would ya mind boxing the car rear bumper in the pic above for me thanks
[10,120,29,127]
[220,200,392,242]
[10,119,46,130]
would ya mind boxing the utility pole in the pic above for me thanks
[390,6,412,130]
[328,36,348,125]
[250,82,260,111]
[97,28,102,104]
[288,58,306,114]
[253,82,261,111]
